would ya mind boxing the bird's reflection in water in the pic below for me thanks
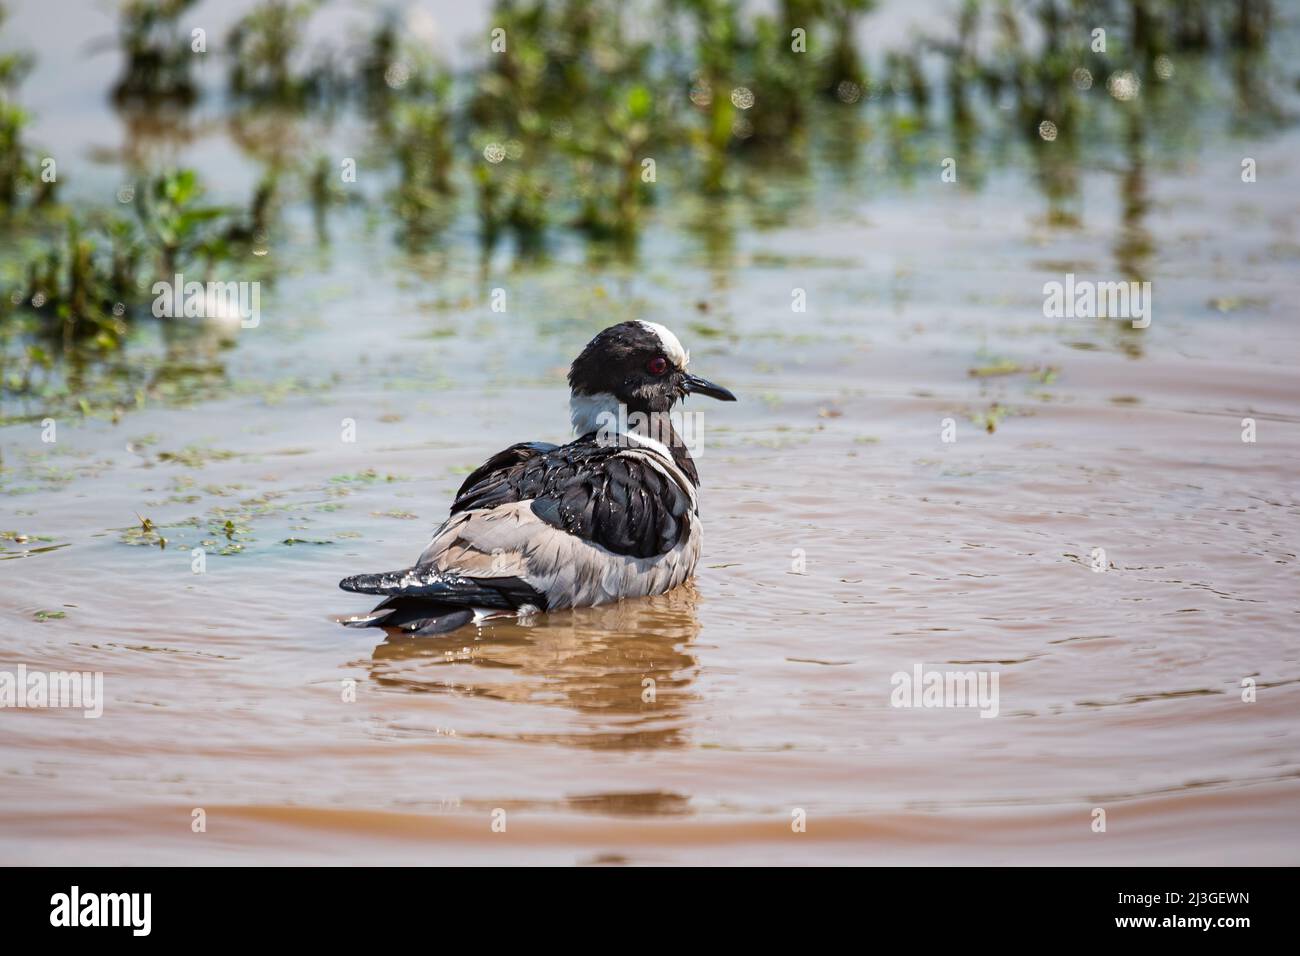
[367,583,702,750]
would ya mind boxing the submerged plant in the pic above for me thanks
[0,100,54,211]
[227,0,337,106]
[4,167,274,361]
[110,0,200,106]
[673,0,875,192]
[570,83,659,241]
[356,12,448,110]
[0,4,34,94]
[18,218,135,350]
[389,86,457,245]
[464,0,674,246]
[0,36,56,213]
[133,169,230,275]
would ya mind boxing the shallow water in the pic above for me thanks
[2,1,1299,864]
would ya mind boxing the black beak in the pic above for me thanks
[683,372,737,402]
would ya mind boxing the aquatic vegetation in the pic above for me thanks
[16,218,137,349]
[4,168,273,358]
[328,468,403,485]
[0,5,33,92]
[357,12,449,109]
[814,0,875,97]
[8,175,227,352]
[68,0,1285,260]
[227,0,338,106]
[671,0,880,191]
[0,530,46,543]
[110,0,200,106]
[568,83,660,241]
[389,92,457,245]
[307,154,362,241]
[679,0,783,192]
[0,534,70,558]
[968,358,1026,378]
[0,52,56,213]
[972,402,1009,434]
[466,1,639,245]
[156,445,238,468]
[459,0,870,237]
[120,513,171,548]
[133,169,232,276]
[0,0,1290,433]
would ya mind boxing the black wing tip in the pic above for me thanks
[339,573,383,594]
[340,566,547,612]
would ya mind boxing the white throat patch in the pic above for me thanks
[638,321,689,368]
[568,389,676,461]
[569,391,621,435]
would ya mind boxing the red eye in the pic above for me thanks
[647,356,668,376]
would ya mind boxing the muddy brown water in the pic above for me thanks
[2,2,1299,864]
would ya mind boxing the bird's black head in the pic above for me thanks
[567,321,736,422]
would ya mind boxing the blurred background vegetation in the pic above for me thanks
[0,0,1290,424]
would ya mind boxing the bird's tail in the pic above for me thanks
[340,595,476,635]
[339,566,546,636]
